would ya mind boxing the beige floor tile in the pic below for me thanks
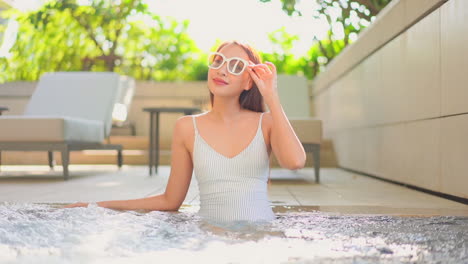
[266,185,291,195]
[0,166,465,215]
[268,194,300,206]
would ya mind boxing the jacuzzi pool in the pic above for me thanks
[1,202,467,263]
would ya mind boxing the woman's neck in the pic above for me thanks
[209,97,246,122]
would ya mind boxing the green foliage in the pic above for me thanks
[260,27,347,80]
[0,0,394,83]
[0,0,205,82]
[259,0,392,80]
[260,0,301,16]
[261,27,301,75]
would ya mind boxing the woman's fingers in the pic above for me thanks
[249,65,267,76]
[265,61,276,71]
[247,66,261,83]
[258,63,273,75]
[249,63,274,76]
[253,66,267,76]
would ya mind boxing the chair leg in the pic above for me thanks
[130,122,136,136]
[61,149,70,181]
[312,144,320,183]
[48,151,55,169]
[117,149,123,169]
[0,151,2,172]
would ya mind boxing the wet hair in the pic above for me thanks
[208,40,265,113]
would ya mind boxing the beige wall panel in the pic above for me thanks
[348,65,366,129]
[324,91,332,138]
[404,9,441,121]
[364,127,382,176]
[405,0,446,26]
[315,0,406,95]
[329,81,342,133]
[349,128,366,172]
[441,114,468,198]
[136,81,208,97]
[0,82,36,96]
[333,129,365,172]
[362,53,382,126]
[329,48,352,87]
[0,82,36,115]
[375,0,406,48]
[329,65,366,131]
[379,124,408,183]
[0,99,29,115]
[404,119,441,192]
[311,0,446,96]
[316,90,332,138]
[353,25,381,67]
[340,70,354,130]
[339,75,350,131]
[441,0,468,115]
[381,35,408,124]
[332,131,349,168]
[310,1,468,198]
[315,93,324,123]
[312,70,330,95]
[320,86,335,136]
[326,85,336,134]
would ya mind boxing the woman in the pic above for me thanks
[65,40,306,223]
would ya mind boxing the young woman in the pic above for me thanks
[65,40,306,223]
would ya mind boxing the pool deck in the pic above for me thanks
[0,165,466,216]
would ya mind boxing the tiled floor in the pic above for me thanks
[0,165,466,216]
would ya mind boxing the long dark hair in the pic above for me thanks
[209,40,265,113]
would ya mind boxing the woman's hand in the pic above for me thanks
[63,202,89,208]
[247,61,278,103]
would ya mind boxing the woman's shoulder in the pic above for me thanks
[175,113,200,130]
[174,112,208,134]
[244,110,273,133]
[172,114,204,149]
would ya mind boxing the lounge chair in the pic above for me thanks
[111,75,136,135]
[277,74,322,183]
[0,72,134,180]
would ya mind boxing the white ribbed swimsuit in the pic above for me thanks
[192,112,275,223]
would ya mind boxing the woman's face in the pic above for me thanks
[207,43,253,98]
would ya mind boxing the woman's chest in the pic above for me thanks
[187,123,271,160]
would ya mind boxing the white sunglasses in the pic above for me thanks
[207,52,249,75]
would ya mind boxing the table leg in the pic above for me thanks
[154,112,160,174]
[148,112,154,175]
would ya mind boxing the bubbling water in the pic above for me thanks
[0,202,467,264]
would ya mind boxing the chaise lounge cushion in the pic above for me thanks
[289,118,322,145]
[0,116,104,142]
[24,72,120,137]
[276,74,323,145]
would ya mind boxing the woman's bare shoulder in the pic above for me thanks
[172,115,197,147]
[174,115,197,133]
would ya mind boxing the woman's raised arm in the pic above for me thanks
[63,116,194,211]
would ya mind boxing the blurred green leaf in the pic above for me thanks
[1,0,206,82]
[259,0,392,80]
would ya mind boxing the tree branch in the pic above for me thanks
[317,40,330,60]
[69,10,106,55]
[352,0,381,17]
